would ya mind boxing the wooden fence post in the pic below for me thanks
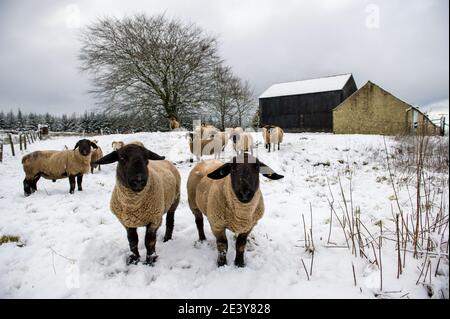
[24,133,27,150]
[8,134,15,156]
[0,142,3,162]
[30,131,34,143]
[19,134,23,151]
[26,133,31,145]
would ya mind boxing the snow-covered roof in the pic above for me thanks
[259,73,353,99]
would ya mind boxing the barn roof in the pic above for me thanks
[259,73,353,99]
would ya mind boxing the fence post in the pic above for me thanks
[24,133,27,150]
[0,142,3,162]
[8,134,15,156]
[26,133,31,145]
[19,134,23,151]
[30,131,35,143]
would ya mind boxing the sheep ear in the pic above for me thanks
[146,150,165,160]
[207,164,231,180]
[259,161,284,180]
[73,141,80,150]
[90,142,98,149]
[94,151,119,165]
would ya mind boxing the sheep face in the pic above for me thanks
[207,153,284,203]
[74,139,98,157]
[94,145,165,193]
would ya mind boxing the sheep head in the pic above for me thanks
[94,144,165,193]
[207,153,284,203]
[74,139,98,157]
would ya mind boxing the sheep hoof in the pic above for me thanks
[144,254,158,266]
[69,190,75,194]
[126,254,140,265]
[24,192,31,197]
[217,255,227,267]
[163,235,172,242]
[234,259,245,268]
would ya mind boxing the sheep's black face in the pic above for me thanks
[93,145,165,193]
[207,153,285,204]
[230,157,260,203]
[74,139,98,157]
[117,145,150,192]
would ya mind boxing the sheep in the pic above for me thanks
[194,123,218,139]
[187,131,227,162]
[262,125,284,152]
[168,117,180,130]
[230,131,254,155]
[90,140,103,173]
[187,152,284,267]
[94,144,181,266]
[22,139,98,196]
[112,141,125,151]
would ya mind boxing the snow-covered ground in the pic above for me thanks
[0,132,448,298]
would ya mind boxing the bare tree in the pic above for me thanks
[79,14,221,125]
[209,65,238,131]
[231,78,255,127]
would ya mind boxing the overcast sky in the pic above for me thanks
[0,0,448,115]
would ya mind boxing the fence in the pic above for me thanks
[0,130,41,163]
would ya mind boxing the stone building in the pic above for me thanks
[333,81,440,136]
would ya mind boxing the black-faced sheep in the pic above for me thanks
[90,140,103,173]
[187,131,227,162]
[230,131,254,155]
[262,125,284,152]
[187,153,284,267]
[22,139,98,196]
[94,144,181,266]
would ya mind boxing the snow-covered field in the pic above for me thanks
[0,132,448,299]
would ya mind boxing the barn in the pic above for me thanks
[333,81,441,136]
[258,74,357,132]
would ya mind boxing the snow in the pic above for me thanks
[0,131,448,299]
[259,74,353,99]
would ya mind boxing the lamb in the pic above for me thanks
[112,141,125,151]
[168,117,180,130]
[230,131,254,155]
[187,153,284,267]
[187,131,227,162]
[262,125,284,152]
[22,139,98,196]
[94,144,181,266]
[90,140,103,173]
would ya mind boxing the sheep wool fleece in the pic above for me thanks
[191,160,264,234]
[110,160,180,228]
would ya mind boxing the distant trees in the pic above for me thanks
[79,14,256,130]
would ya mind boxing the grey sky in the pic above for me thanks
[0,0,448,115]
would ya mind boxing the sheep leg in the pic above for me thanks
[235,232,250,267]
[193,209,206,241]
[163,209,175,242]
[144,224,158,266]
[213,228,228,267]
[76,174,83,191]
[90,165,94,174]
[23,178,33,197]
[32,175,40,192]
[126,227,140,265]
[68,175,76,194]
[278,143,280,151]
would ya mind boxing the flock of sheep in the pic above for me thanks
[19,124,285,267]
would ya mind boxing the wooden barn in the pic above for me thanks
[258,74,357,132]
[333,81,441,136]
